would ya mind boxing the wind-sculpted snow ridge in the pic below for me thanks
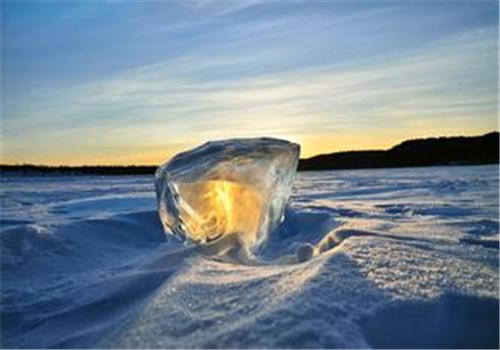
[0,165,498,348]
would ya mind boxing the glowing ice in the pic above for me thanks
[155,138,300,251]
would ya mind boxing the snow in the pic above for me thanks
[1,165,498,348]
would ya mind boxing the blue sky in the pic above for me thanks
[2,0,498,165]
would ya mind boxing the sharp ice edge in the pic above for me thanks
[154,138,300,252]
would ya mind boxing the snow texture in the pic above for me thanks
[1,165,498,348]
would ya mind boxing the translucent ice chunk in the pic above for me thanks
[155,138,300,251]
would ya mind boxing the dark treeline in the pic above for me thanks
[298,131,499,171]
[0,165,158,176]
[1,132,498,176]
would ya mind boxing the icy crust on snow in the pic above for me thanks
[155,138,300,251]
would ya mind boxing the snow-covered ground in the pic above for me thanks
[1,165,498,348]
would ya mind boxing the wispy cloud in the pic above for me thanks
[2,1,498,164]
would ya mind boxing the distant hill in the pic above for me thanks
[298,132,499,171]
[1,132,498,176]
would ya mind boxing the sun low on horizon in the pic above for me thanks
[1,1,498,166]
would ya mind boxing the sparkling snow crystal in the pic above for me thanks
[155,138,300,251]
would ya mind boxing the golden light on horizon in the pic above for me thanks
[2,126,496,166]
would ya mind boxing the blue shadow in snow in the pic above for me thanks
[359,293,499,349]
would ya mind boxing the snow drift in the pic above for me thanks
[1,165,498,348]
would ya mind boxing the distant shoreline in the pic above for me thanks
[1,132,498,176]
[298,131,499,171]
[0,162,497,178]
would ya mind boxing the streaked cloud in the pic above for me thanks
[2,1,498,164]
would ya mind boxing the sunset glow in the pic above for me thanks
[2,1,498,165]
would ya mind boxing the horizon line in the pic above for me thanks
[1,130,497,168]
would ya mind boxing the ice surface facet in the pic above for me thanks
[155,138,300,251]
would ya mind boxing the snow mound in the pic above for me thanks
[1,165,498,348]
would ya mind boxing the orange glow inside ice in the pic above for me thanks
[177,180,264,245]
